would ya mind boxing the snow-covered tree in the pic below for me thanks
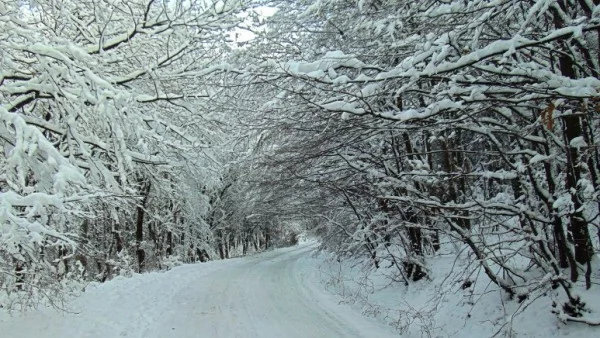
[0,0,244,308]
[237,0,600,327]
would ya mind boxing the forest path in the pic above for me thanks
[0,243,397,338]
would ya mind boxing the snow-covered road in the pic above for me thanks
[0,244,398,337]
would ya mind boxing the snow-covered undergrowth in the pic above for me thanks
[318,247,600,338]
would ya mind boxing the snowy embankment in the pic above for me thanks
[319,251,600,338]
[0,243,397,338]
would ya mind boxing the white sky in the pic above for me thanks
[231,6,278,44]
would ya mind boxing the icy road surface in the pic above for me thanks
[0,243,398,337]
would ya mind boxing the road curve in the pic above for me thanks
[153,244,399,337]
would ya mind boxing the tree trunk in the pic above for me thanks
[552,2,594,286]
[563,116,593,265]
[218,230,226,259]
[135,180,151,273]
[440,132,470,230]
[166,231,173,257]
[265,231,271,250]
[253,233,260,251]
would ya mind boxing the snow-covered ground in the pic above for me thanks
[0,243,398,338]
[319,251,600,338]
[3,241,598,338]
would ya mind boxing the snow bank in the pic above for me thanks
[317,249,600,337]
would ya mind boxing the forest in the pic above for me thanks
[1,0,600,334]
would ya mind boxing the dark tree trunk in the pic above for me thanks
[218,231,226,259]
[563,116,593,265]
[243,234,249,255]
[402,134,426,280]
[405,209,426,281]
[253,233,259,252]
[225,239,230,259]
[264,232,271,250]
[113,222,123,254]
[135,180,151,273]
[58,245,69,277]
[166,231,173,256]
[430,229,441,252]
[15,261,24,290]
[218,242,225,260]
[440,132,470,230]
[552,2,594,286]
[423,130,440,252]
